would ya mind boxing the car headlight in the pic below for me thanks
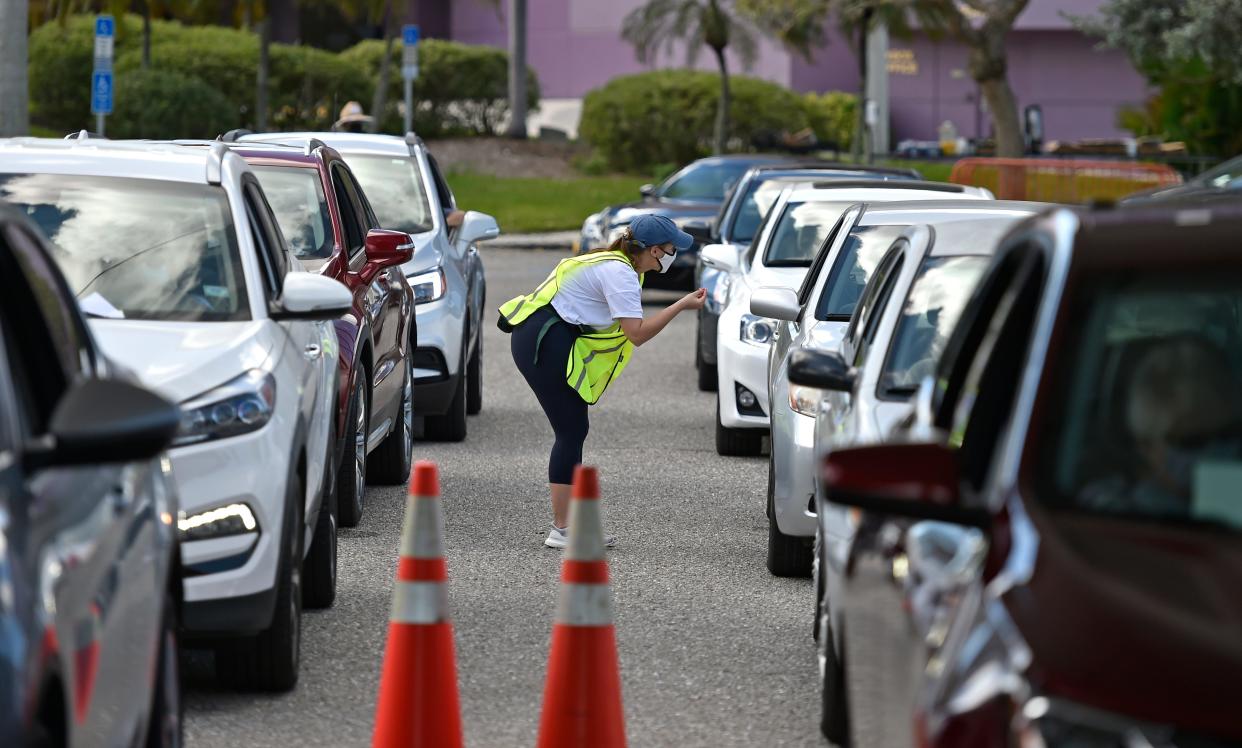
[175,370,275,447]
[177,502,259,541]
[409,266,446,304]
[789,383,821,417]
[740,314,775,346]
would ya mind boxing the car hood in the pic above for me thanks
[401,230,443,276]
[1007,503,1242,738]
[88,320,277,404]
[604,199,720,228]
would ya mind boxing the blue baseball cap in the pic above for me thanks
[629,214,694,251]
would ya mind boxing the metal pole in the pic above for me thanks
[403,76,413,135]
[97,113,105,137]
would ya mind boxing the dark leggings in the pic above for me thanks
[511,306,589,485]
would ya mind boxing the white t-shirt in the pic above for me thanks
[551,260,643,329]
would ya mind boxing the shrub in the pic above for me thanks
[579,70,811,173]
[340,38,539,137]
[108,69,235,138]
[801,91,857,152]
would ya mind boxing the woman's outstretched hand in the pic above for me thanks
[679,288,708,311]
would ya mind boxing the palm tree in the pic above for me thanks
[0,0,29,137]
[623,0,759,155]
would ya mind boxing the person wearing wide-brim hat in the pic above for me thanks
[332,101,375,133]
[497,214,707,548]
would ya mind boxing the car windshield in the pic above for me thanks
[0,173,248,322]
[815,224,910,319]
[660,161,754,201]
[341,154,434,234]
[1037,274,1242,533]
[1195,154,1242,189]
[763,201,849,267]
[878,256,988,398]
[730,171,917,244]
[251,165,334,263]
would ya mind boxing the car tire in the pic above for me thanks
[715,393,763,456]
[303,438,338,609]
[818,595,850,745]
[424,347,467,442]
[466,331,483,416]
[145,591,183,748]
[766,459,813,577]
[369,353,414,485]
[217,471,303,692]
[336,371,368,528]
[695,332,717,392]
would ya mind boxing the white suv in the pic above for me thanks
[239,131,499,441]
[0,137,352,691]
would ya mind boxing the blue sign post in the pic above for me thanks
[91,15,115,135]
[401,25,420,135]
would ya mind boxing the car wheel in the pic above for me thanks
[303,422,338,609]
[369,352,414,485]
[695,322,718,392]
[145,591,183,748]
[217,470,303,692]
[336,372,368,527]
[766,453,813,577]
[424,344,467,442]
[715,392,763,456]
[818,593,850,745]
[466,330,483,416]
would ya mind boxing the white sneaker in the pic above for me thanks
[544,525,616,549]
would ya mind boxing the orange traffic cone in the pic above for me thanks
[536,465,626,748]
[372,461,463,748]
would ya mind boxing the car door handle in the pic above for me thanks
[304,344,321,360]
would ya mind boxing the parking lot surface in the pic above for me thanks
[185,246,825,747]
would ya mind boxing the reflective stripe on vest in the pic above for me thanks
[497,251,641,405]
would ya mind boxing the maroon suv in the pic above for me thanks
[234,140,416,528]
[814,203,1242,746]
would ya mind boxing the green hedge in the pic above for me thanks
[340,38,539,137]
[579,70,813,172]
[801,91,857,152]
[109,69,236,138]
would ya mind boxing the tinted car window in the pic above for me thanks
[1038,273,1242,532]
[252,166,334,262]
[661,161,753,201]
[345,154,434,235]
[878,256,988,398]
[763,200,851,267]
[815,224,910,320]
[1,173,248,322]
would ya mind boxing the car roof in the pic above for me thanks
[785,181,990,203]
[859,200,1052,227]
[170,138,334,168]
[1063,201,1242,271]
[239,131,415,157]
[925,217,1032,257]
[746,161,920,178]
[0,136,229,184]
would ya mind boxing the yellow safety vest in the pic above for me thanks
[498,250,642,405]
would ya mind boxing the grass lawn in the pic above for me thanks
[446,171,649,234]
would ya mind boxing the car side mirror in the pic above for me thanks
[682,219,712,245]
[457,210,500,246]
[25,378,180,470]
[699,243,739,273]
[788,348,855,392]
[365,229,415,268]
[750,286,800,322]
[639,183,656,198]
[271,273,352,321]
[821,442,987,527]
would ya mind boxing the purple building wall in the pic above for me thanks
[447,0,1149,145]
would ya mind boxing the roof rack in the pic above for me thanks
[219,128,253,143]
[206,141,229,185]
[304,138,327,156]
[65,129,103,142]
[404,131,423,149]
[808,179,966,193]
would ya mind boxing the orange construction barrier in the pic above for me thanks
[536,465,626,748]
[949,157,1183,203]
[373,461,464,748]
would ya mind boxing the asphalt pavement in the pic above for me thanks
[184,247,825,747]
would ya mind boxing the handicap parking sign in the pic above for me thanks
[95,15,114,38]
[91,70,113,115]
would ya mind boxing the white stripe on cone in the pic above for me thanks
[566,500,606,561]
[555,582,614,627]
[390,580,450,625]
[400,495,446,559]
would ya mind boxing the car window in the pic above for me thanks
[243,180,288,299]
[1037,271,1242,533]
[796,211,852,306]
[346,168,380,229]
[731,177,789,244]
[1,173,249,322]
[660,161,753,202]
[337,166,375,242]
[345,154,434,235]
[330,164,367,258]
[878,255,989,400]
[251,165,334,262]
[744,195,785,269]
[815,224,911,321]
[845,244,904,366]
[763,200,852,267]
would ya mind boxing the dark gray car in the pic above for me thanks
[0,206,183,747]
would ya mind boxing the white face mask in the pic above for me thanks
[657,249,677,274]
